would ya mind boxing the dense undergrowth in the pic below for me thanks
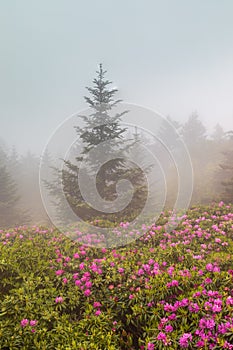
[0,202,233,349]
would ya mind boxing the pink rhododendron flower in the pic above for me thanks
[206,263,213,272]
[85,281,92,288]
[168,313,176,320]
[75,279,81,286]
[93,301,102,308]
[157,332,166,341]
[226,296,233,306]
[189,302,200,313]
[179,333,192,348]
[21,319,29,327]
[212,304,222,312]
[165,324,173,332]
[137,268,144,275]
[180,298,189,307]
[55,296,64,303]
[171,280,179,287]
[79,262,85,270]
[84,289,91,296]
[213,266,220,272]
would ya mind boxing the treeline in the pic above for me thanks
[0,114,233,229]
[158,114,233,207]
[0,140,50,228]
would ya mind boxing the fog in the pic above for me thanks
[0,1,233,228]
[1,0,233,155]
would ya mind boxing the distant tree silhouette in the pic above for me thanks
[211,123,225,143]
[220,131,233,203]
[0,147,28,228]
[18,151,49,224]
[181,112,206,150]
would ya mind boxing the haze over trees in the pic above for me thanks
[219,131,233,203]
[0,146,28,228]
[0,67,232,229]
[0,143,49,228]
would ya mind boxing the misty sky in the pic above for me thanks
[0,0,233,154]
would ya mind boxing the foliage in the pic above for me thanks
[46,64,148,224]
[1,202,233,349]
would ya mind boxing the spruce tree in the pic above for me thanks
[0,147,27,228]
[46,64,149,224]
[0,165,20,227]
[181,112,206,150]
[61,64,133,221]
[74,63,129,201]
[0,145,31,228]
[220,131,233,203]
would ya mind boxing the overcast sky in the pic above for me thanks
[1,0,233,154]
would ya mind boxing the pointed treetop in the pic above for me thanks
[96,63,106,79]
[84,63,120,109]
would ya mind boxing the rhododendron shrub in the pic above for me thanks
[0,202,233,349]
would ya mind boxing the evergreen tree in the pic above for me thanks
[74,64,128,201]
[0,147,28,228]
[18,151,46,223]
[220,131,233,203]
[46,64,148,224]
[181,113,210,204]
[181,112,206,150]
[158,116,182,152]
[0,165,20,228]
[211,123,225,143]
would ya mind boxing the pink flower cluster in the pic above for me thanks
[179,333,192,348]
[55,296,64,303]
[20,319,38,332]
